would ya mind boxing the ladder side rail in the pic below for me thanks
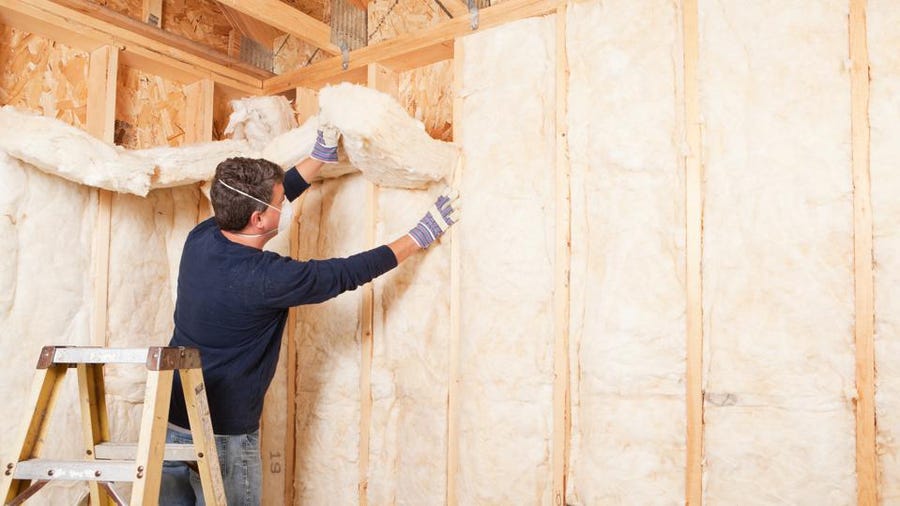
[129,369,173,506]
[1,363,67,502]
[180,367,227,506]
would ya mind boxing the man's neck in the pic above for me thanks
[221,229,268,250]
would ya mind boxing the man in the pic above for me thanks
[160,125,459,505]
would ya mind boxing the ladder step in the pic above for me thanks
[13,459,138,482]
[38,346,201,370]
[49,347,150,365]
[94,442,199,461]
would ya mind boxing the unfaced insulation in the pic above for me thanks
[565,0,686,503]
[699,1,856,503]
[454,16,556,505]
[870,0,900,499]
[318,83,458,189]
[291,175,370,504]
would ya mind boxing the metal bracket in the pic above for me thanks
[467,0,479,30]
[339,40,350,70]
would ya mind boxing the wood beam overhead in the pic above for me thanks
[0,0,266,94]
[438,0,468,18]
[215,0,340,56]
[265,0,557,93]
[217,4,284,47]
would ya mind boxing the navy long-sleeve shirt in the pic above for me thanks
[168,168,397,435]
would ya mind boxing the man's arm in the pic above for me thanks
[388,235,421,264]
[284,123,341,200]
[295,157,326,184]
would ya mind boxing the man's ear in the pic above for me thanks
[250,210,265,228]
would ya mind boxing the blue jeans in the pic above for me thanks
[160,427,261,506]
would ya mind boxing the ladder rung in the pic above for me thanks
[13,459,138,482]
[94,442,199,461]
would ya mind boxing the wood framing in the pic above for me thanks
[356,63,398,506]
[446,37,464,506]
[142,0,162,27]
[0,0,265,94]
[287,87,318,505]
[439,0,469,18]
[217,4,284,47]
[265,0,557,93]
[87,46,118,351]
[215,0,340,55]
[551,3,570,504]
[682,0,704,503]
[850,0,876,504]
[184,79,215,143]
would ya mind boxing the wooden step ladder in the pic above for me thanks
[0,346,226,505]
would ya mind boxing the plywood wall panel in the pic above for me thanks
[116,67,188,148]
[0,27,89,126]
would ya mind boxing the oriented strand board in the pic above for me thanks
[699,1,855,503]
[370,0,452,142]
[292,175,368,505]
[400,61,453,142]
[0,27,89,127]
[367,0,445,44]
[870,0,900,500]
[564,0,686,503]
[455,15,556,504]
[162,0,231,53]
[116,67,188,148]
[273,34,329,75]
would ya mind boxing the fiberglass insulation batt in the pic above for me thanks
[871,0,900,499]
[0,153,96,503]
[367,176,451,500]
[565,0,686,504]
[699,1,856,503]
[455,15,556,504]
[292,175,369,504]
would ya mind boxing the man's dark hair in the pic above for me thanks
[211,157,284,231]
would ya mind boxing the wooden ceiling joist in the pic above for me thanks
[217,4,284,47]
[438,0,469,18]
[265,0,558,92]
[215,0,341,56]
[0,0,266,94]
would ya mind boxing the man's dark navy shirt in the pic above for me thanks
[168,168,397,435]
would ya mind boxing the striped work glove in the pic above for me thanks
[310,122,340,163]
[408,189,460,249]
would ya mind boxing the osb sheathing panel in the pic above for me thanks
[91,0,231,52]
[400,61,453,142]
[94,0,141,18]
[283,0,326,23]
[162,0,231,54]
[116,67,188,148]
[273,33,330,75]
[213,90,234,141]
[0,27,89,128]
[368,0,453,142]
